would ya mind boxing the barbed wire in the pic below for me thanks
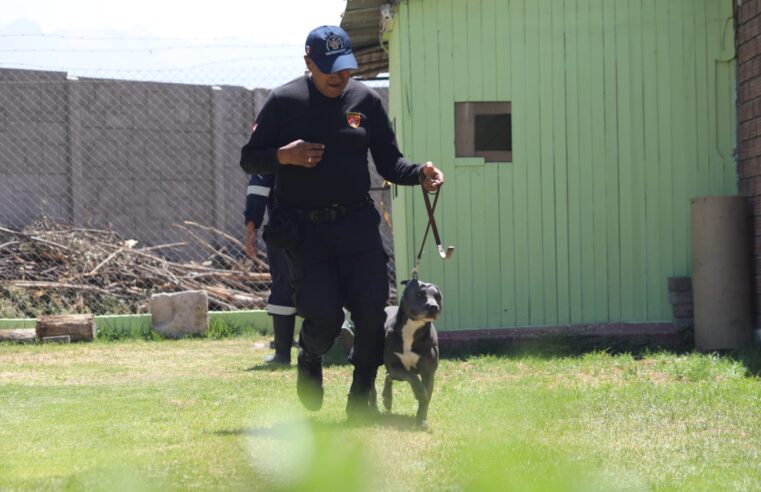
[0,44,304,53]
[0,34,309,89]
[0,56,305,73]
[0,33,267,41]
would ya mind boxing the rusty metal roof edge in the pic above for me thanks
[341,0,391,79]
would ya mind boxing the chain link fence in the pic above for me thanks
[0,57,394,318]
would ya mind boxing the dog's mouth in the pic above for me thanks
[411,307,440,322]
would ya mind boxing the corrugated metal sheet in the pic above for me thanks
[341,0,391,78]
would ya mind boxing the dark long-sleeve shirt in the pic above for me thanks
[240,75,422,209]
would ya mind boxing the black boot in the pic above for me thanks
[265,315,295,365]
[297,348,323,411]
[346,367,379,422]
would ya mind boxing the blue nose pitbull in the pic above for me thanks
[382,277,442,429]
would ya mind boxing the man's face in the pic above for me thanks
[305,57,351,98]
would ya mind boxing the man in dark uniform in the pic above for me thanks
[239,25,444,419]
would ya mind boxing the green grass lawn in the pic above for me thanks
[1,338,760,491]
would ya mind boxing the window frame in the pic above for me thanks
[454,101,512,163]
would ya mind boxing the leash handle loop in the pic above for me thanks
[413,186,454,279]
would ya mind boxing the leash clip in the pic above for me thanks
[416,187,455,263]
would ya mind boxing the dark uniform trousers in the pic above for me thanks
[265,243,295,313]
[286,203,388,370]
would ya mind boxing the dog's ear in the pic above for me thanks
[401,279,410,286]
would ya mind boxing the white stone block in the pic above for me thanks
[151,290,208,339]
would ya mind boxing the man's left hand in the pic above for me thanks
[245,221,257,259]
[421,162,444,192]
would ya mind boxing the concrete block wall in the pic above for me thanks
[737,0,761,328]
[72,78,252,251]
[0,69,70,227]
[213,85,257,245]
[0,68,255,258]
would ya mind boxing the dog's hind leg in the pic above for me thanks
[382,373,393,411]
[369,386,378,412]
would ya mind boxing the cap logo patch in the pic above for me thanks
[347,112,361,129]
[325,34,345,55]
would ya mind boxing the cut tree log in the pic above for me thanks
[0,328,36,343]
[36,314,96,342]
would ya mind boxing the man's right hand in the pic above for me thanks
[245,221,257,259]
[277,139,325,168]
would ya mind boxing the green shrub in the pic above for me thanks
[206,318,263,340]
[96,319,160,341]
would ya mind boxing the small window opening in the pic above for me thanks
[455,101,512,162]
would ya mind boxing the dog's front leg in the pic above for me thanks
[418,371,435,424]
[402,373,430,428]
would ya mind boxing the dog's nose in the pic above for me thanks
[425,303,440,315]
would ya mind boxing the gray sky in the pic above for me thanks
[0,0,348,88]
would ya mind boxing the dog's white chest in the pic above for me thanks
[394,319,426,371]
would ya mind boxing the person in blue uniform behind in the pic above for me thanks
[244,173,296,365]
[239,25,444,420]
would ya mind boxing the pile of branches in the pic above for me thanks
[0,219,271,315]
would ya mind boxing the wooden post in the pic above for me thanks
[36,314,95,342]
[66,75,84,227]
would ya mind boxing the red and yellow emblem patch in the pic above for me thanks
[346,112,361,129]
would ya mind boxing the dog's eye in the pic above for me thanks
[417,291,426,299]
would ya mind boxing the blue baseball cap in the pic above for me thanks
[305,25,358,74]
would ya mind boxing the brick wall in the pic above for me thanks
[737,0,761,327]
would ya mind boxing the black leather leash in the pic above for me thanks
[412,186,454,280]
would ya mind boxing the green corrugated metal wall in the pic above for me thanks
[388,0,737,331]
